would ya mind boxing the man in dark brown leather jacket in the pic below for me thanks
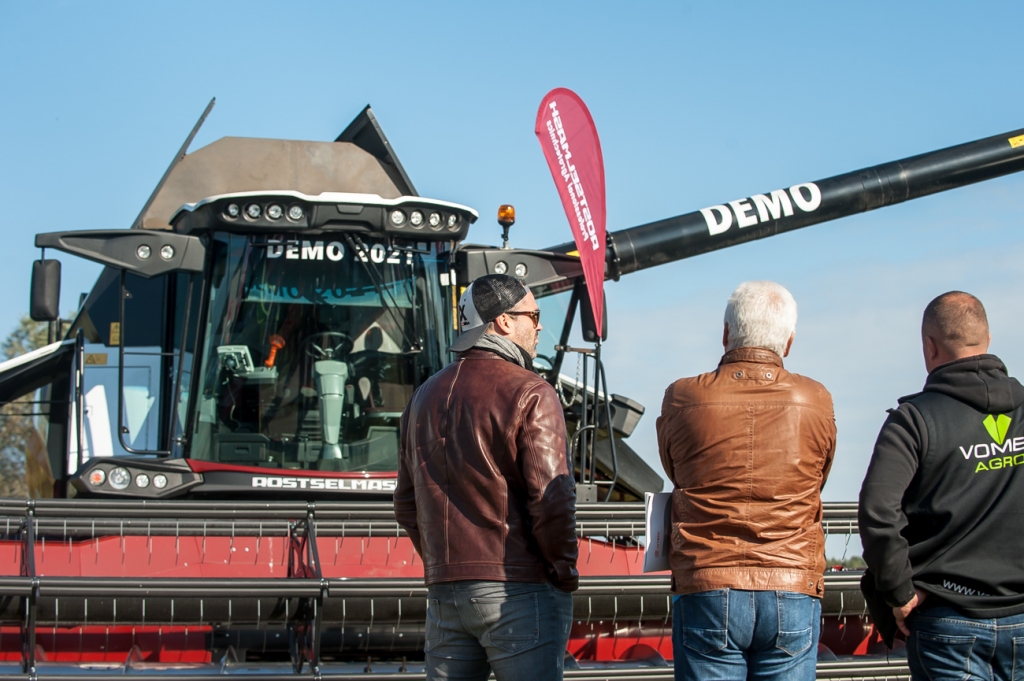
[657,281,836,681]
[395,274,578,681]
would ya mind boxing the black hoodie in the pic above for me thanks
[859,354,1024,618]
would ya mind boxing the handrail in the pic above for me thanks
[0,499,862,537]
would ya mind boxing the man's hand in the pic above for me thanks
[893,588,927,636]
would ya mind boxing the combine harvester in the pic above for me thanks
[1,100,1022,678]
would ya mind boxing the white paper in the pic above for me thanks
[642,491,673,573]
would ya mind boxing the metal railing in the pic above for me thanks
[0,499,862,538]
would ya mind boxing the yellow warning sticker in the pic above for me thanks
[85,353,108,365]
[1010,135,1024,149]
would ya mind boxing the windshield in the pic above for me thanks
[534,288,573,371]
[189,233,448,473]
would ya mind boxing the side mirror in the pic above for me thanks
[30,259,61,322]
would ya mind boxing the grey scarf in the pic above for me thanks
[473,333,534,371]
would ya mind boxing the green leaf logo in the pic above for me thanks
[983,414,1012,445]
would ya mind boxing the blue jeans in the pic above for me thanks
[907,605,1024,681]
[672,589,821,681]
[424,580,573,681]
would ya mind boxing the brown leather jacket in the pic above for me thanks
[657,347,836,597]
[394,348,579,591]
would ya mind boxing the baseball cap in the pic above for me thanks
[449,274,529,353]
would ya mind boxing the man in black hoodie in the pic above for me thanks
[860,291,1024,681]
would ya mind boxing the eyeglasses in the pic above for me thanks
[504,310,541,327]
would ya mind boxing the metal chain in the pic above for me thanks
[556,353,582,408]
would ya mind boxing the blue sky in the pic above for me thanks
[2,2,1022,508]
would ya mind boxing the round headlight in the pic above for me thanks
[135,474,150,488]
[390,210,406,227]
[266,204,283,220]
[409,211,424,227]
[514,263,528,277]
[160,245,175,260]
[136,245,151,260]
[447,214,460,231]
[88,469,106,486]
[288,205,304,221]
[225,203,240,218]
[494,261,508,275]
[428,212,442,228]
[246,204,262,219]
[153,474,168,489]
[108,467,131,490]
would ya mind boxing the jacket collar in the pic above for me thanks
[719,347,784,368]
[457,346,535,370]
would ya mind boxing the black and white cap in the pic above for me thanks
[449,274,529,353]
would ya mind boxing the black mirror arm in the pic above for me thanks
[35,230,206,278]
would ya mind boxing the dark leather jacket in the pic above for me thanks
[657,347,836,597]
[395,348,579,591]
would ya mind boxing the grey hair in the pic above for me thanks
[724,281,798,356]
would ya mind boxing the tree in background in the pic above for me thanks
[0,316,67,498]
[826,555,866,570]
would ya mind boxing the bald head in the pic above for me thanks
[921,291,991,372]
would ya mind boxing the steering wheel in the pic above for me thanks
[533,353,555,374]
[303,332,354,361]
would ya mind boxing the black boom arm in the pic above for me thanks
[545,127,1024,278]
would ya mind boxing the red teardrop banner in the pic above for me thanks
[535,88,606,335]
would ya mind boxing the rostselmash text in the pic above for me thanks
[251,476,397,491]
[700,183,822,236]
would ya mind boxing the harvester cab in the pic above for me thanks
[6,103,658,503]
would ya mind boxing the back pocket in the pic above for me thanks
[1012,637,1024,681]
[679,589,729,654]
[913,630,976,681]
[776,592,815,656]
[472,592,540,654]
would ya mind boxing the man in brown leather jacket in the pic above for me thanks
[395,274,578,681]
[657,280,836,681]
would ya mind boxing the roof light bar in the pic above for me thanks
[172,191,478,242]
